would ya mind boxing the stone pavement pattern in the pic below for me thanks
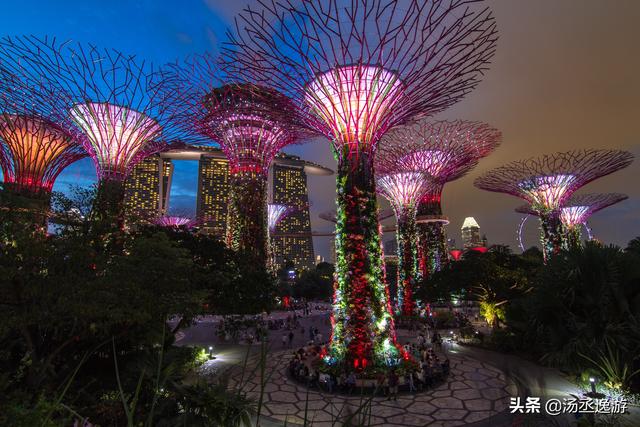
[226,350,517,427]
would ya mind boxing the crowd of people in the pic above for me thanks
[287,335,450,396]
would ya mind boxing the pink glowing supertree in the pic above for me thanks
[153,215,198,229]
[0,36,188,228]
[268,203,292,232]
[155,54,309,266]
[475,150,633,261]
[222,0,498,369]
[516,192,628,249]
[379,120,501,278]
[376,170,432,317]
[0,55,86,229]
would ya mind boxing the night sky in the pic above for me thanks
[2,1,639,259]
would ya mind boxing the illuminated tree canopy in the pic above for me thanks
[0,36,190,181]
[477,149,633,260]
[379,119,501,276]
[220,0,498,370]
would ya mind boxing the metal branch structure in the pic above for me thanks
[0,57,86,230]
[516,192,628,250]
[475,149,633,261]
[379,120,501,277]
[154,54,309,266]
[268,203,292,232]
[222,0,498,370]
[0,35,187,230]
[376,171,432,317]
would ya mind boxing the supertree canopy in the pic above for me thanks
[376,171,432,317]
[268,203,292,232]
[0,115,84,198]
[221,0,498,370]
[516,192,628,250]
[475,149,633,261]
[0,36,185,229]
[380,120,501,278]
[153,215,197,229]
[154,54,308,266]
[0,55,86,229]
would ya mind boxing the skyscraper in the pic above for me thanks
[197,153,230,238]
[461,217,483,249]
[124,155,173,220]
[272,155,315,272]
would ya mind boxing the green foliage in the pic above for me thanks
[293,262,335,300]
[0,184,275,424]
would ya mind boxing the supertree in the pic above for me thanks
[380,120,501,278]
[475,149,633,261]
[375,170,432,317]
[154,54,308,267]
[516,192,628,250]
[268,203,292,233]
[221,0,498,369]
[153,215,198,229]
[0,56,86,229]
[0,36,185,231]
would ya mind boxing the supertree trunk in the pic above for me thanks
[226,172,269,266]
[564,225,582,250]
[330,149,398,371]
[396,206,418,317]
[539,211,565,262]
[90,178,126,233]
[417,201,448,278]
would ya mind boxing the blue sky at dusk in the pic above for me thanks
[2,1,639,260]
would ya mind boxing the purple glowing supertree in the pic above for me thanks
[155,54,308,266]
[153,215,198,229]
[475,149,633,261]
[268,203,292,233]
[0,54,86,229]
[516,192,628,249]
[0,36,186,229]
[380,120,501,278]
[221,0,498,369]
[375,170,432,317]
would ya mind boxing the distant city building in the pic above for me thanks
[123,146,331,269]
[272,157,315,272]
[124,155,173,220]
[461,216,484,249]
[315,255,325,264]
[197,154,230,238]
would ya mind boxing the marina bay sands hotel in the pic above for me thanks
[122,146,332,272]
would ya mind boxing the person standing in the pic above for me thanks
[387,369,398,401]
[288,330,294,347]
[281,333,288,348]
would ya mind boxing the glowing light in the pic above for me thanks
[0,114,84,192]
[559,205,590,228]
[399,149,451,177]
[70,102,162,180]
[267,203,291,231]
[376,172,430,210]
[153,216,195,228]
[461,217,480,229]
[305,65,403,152]
[213,113,290,175]
[517,174,576,210]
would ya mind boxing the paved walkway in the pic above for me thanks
[225,349,515,427]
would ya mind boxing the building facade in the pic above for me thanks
[272,157,315,272]
[123,155,173,220]
[196,155,230,238]
[461,216,483,249]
